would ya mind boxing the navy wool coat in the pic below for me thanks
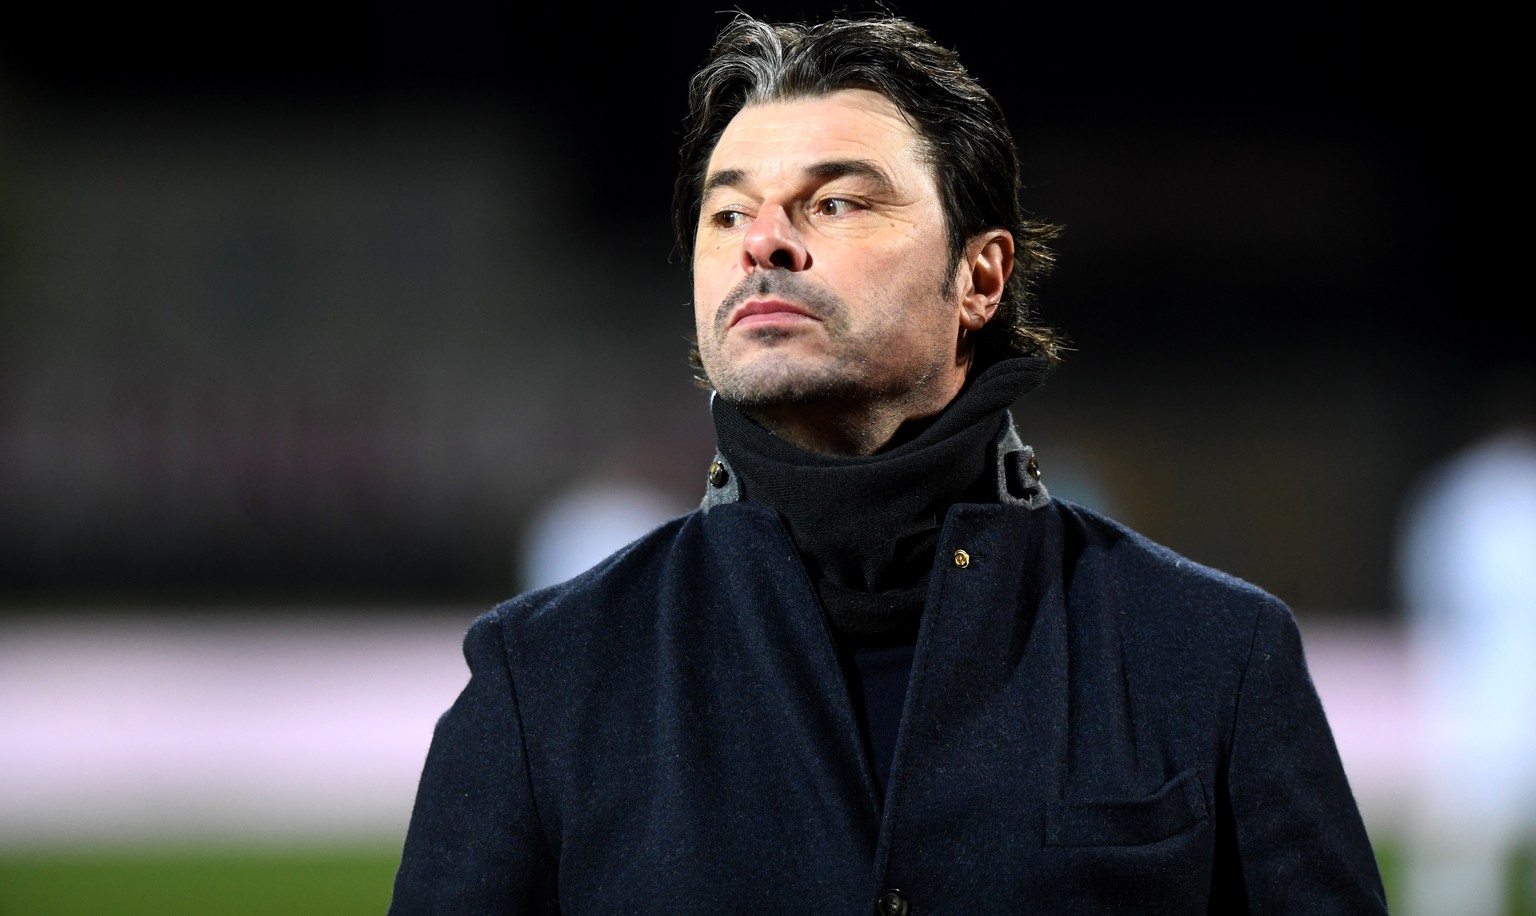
[389,433,1388,915]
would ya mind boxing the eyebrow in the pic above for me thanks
[700,158,896,201]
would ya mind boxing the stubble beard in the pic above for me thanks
[697,270,865,410]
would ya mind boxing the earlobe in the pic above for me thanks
[959,230,1014,331]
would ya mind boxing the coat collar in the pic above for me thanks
[699,410,1051,513]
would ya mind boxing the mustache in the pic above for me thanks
[713,271,847,333]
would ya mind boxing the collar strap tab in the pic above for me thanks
[700,413,1050,513]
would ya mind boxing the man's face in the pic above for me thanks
[692,89,970,428]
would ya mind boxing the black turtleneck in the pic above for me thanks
[709,354,1048,795]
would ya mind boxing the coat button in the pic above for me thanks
[876,889,910,916]
[1026,453,1041,480]
[952,549,970,568]
[707,460,729,488]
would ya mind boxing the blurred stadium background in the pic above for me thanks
[1,2,1529,913]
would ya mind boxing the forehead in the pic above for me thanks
[707,88,928,184]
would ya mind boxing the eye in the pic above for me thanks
[813,197,859,217]
[708,209,750,230]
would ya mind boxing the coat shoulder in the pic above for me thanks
[1047,497,1292,635]
[485,509,704,631]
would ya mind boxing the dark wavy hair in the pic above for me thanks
[674,11,1064,372]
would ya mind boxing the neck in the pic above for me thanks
[741,404,908,456]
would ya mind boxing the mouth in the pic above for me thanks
[727,298,818,330]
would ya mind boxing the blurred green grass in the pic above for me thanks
[1,836,1532,915]
[0,844,400,916]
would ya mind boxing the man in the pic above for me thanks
[389,13,1388,914]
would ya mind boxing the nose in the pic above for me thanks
[741,205,809,272]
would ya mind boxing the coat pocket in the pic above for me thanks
[1044,767,1208,847]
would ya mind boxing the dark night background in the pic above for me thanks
[0,1,1519,617]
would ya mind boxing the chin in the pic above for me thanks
[703,343,866,405]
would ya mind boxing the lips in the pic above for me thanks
[728,298,818,329]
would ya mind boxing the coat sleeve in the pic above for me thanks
[1226,600,1390,913]
[387,610,558,915]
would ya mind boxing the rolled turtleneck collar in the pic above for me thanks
[709,354,1048,645]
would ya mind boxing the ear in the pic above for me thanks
[957,230,1014,332]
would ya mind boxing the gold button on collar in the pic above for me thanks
[952,549,971,568]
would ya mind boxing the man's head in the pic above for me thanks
[675,13,1062,453]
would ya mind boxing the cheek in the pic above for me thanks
[692,254,736,321]
[691,277,722,333]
